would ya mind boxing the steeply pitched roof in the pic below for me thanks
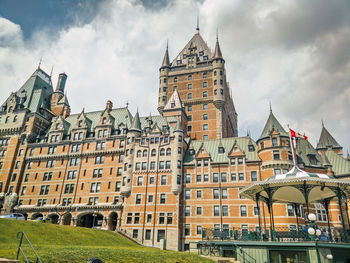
[213,38,223,59]
[161,44,170,68]
[174,119,184,133]
[259,111,288,140]
[296,139,322,167]
[163,89,183,111]
[172,32,213,65]
[324,149,350,177]
[129,111,141,132]
[317,126,342,150]
[184,137,259,164]
[58,94,70,106]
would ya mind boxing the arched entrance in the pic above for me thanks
[22,213,28,220]
[61,213,72,225]
[77,213,103,228]
[47,213,59,224]
[31,213,43,220]
[108,212,118,231]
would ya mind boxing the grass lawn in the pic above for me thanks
[0,219,213,263]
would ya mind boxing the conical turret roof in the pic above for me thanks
[129,111,141,132]
[213,38,223,59]
[161,44,170,68]
[259,110,288,140]
[317,125,342,150]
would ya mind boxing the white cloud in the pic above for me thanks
[0,0,349,152]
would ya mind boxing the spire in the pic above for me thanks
[213,31,223,59]
[196,16,200,32]
[259,110,288,140]
[269,101,272,113]
[161,42,170,68]
[38,56,42,69]
[316,124,342,150]
[130,111,141,132]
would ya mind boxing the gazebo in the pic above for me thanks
[239,165,350,241]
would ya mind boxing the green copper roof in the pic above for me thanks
[325,149,350,177]
[296,139,323,167]
[317,126,342,150]
[259,111,288,140]
[129,112,141,132]
[184,137,259,164]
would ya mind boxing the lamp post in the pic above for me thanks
[307,213,321,263]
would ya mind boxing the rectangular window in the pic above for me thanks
[185,206,190,216]
[272,137,278,146]
[145,230,151,240]
[221,173,227,182]
[222,189,228,199]
[251,171,257,181]
[166,161,171,169]
[231,173,236,181]
[238,158,243,164]
[148,195,153,203]
[137,176,143,186]
[240,205,247,216]
[196,190,202,198]
[184,224,190,236]
[133,229,138,238]
[273,150,280,160]
[214,205,220,216]
[213,189,219,199]
[161,175,167,185]
[115,182,121,192]
[213,173,219,183]
[160,194,166,204]
[136,194,141,204]
[222,205,228,216]
[196,206,202,215]
[196,225,202,235]
[204,174,209,182]
[185,190,190,199]
[239,173,244,181]
[287,204,294,216]
[185,174,191,184]
[157,230,165,242]
[93,169,103,178]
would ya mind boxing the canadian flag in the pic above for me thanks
[290,129,308,140]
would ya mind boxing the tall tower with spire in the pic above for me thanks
[157,25,238,140]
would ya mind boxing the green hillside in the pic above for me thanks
[0,219,212,263]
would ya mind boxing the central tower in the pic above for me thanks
[158,27,238,140]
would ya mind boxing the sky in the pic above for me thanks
[0,0,349,153]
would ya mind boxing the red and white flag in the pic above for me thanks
[289,129,308,140]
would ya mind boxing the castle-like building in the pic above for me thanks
[1,27,350,251]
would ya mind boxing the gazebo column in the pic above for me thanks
[302,181,310,216]
[322,198,333,242]
[337,188,346,229]
[344,196,350,229]
[255,194,262,239]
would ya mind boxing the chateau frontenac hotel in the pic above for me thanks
[1,27,350,253]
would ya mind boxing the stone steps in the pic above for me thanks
[0,259,20,263]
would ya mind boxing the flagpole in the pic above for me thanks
[288,124,297,167]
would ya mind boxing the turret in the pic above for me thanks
[171,119,184,194]
[120,111,141,196]
[316,122,343,155]
[212,36,225,109]
[158,44,170,114]
[55,73,67,93]
[257,108,293,180]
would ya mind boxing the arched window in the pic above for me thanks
[102,117,107,124]
[160,148,165,156]
[151,149,156,156]
[78,120,83,127]
[143,150,148,157]
[137,150,142,157]
[56,123,60,130]
[5,116,9,123]
[166,148,171,156]
[13,115,18,122]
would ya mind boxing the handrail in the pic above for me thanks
[16,232,42,263]
[233,243,256,263]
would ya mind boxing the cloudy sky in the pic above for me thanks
[1,0,349,153]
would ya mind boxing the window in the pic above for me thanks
[134,213,140,224]
[185,190,190,199]
[151,149,156,156]
[142,162,147,170]
[135,162,140,170]
[160,194,166,204]
[188,84,192,90]
[127,213,132,224]
[203,91,207,97]
[48,146,57,154]
[137,176,143,186]
[203,135,208,140]
[159,213,165,224]
[158,161,164,169]
[174,76,178,82]
[115,182,121,192]
[90,182,100,193]
[240,205,247,216]
[149,177,154,184]
[222,205,228,216]
[43,172,53,181]
[173,86,177,91]
[188,93,192,99]
[167,213,173,224]
[273,150,280,160]
[213,189,219,199]
[214,206,220,216]
[214,80,217,85]
[196,174,201,182]
[69,158,79,166]
[132,230,138,239]
[203,124,208,130]
[185,174,191,183]
[21,186,26,195]
[287,204,294,216]
[218,147,224,154]
[204,174,209,182]
[95,156,104,164]
[203,114,208,120]
[96,141,106,150]
[145,230,151,240]
[161,175,167,185]
[274,169,281,175]
[254,207,259,216]
[24,174,29,182]
[238,158,243,164]
[196,207,202,215]
[148,195,153,203]
[177,160,181,169]
[203,72,207,78]
[11,173,17,181]
[188,75,192,80]
[213,173,219,183]
[239,173,244,181]
[150,161,155,170]
[251,171,257,181]
[272,137,278,146]
[157,230,165,242]
[222,189,228,199]
[147,214,152,223]
[136,194,141,204]
[196,190,202,198]
[117,167,122,176]
[46,160,55,168]
[185,206,190,216]
[184,224,190,236]
[203,104,208,110]
[202,82,207,88]
[93,169,103,178]
[166,148,171,155]
[196,225,202,235]
[221,173,227,182]
[248,144,255,151]
[188,106,192,111]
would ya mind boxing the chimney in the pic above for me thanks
[56,73,67,93]
[106,100,113,113]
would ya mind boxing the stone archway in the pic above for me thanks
[47,213,59,224]
[108,212,118,231]
[31,213,43,220]
[61,213,72,225]
[77,212,103,228]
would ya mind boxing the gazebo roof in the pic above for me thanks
[266,166,334,181]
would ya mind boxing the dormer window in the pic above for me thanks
[189,149,195,155]
[248,145,255,152]
[199,51,204,56]
[177,60,182,65]
[308,155,317,165]
[183,54,187,59]
[102,117,107,124]
[203,56,208,61]
[78,120,83,127]
[13,115,18,122]
[56,123,60,130]
[218,147,225,154]
[171,102,175,108]
[9,106,13,112]
[272,138,278,147]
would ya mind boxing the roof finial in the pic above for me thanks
[166,39,168,50]
[321,119,324,127]
[269,101,272,113]
[38,56,43,69]
[126,101,129,108]
[50,66,54,77]
[216,28,219,41]
[196,16,200,32]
